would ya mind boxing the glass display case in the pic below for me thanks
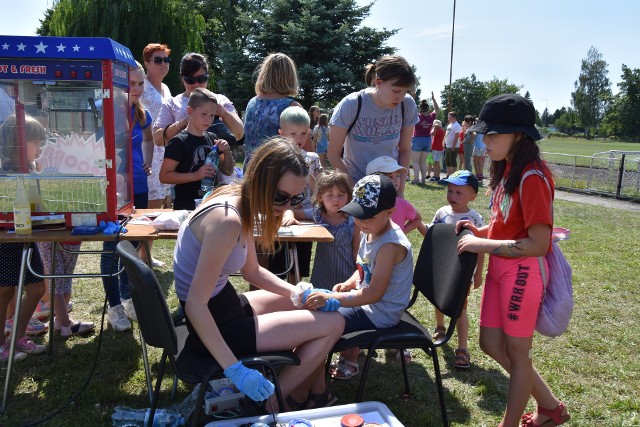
[0,35,137,228]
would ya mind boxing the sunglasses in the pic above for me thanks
[273,190,306,207]
[152,56,171,64]
[182,74,209,84]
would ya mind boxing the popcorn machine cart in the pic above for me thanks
[0,35,137,228]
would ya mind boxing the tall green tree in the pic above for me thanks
[571,46,612,139]
[39,0,206,94]
[601,64,640,139]
[220,0,397,110]
[440,75,521,119]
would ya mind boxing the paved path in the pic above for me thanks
[555,189,640,212]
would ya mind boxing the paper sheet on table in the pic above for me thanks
[278,223,327,237]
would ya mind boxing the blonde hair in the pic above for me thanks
[280,106,310,128]
[130,61,147,125]
[254,53,298,97]
[210,137,308,253]
[0,114,45,172]
[313,170,352,213]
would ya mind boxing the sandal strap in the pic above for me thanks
[537,402,569,424]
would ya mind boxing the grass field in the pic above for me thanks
[539,137,640,157]
[2,179,639,426]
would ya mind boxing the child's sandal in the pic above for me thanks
[305,388,337,409]
[432,326,446,342]
[521,401,570,426]
[330,359,359,380]
[454,348,471,369]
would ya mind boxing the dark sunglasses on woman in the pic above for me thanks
[273,190,306,207]
[182,74,209,85]
[152,56,171,64]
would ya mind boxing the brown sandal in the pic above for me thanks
[305,388,337,409]
[454,348,471,369]
[432,325,446,342]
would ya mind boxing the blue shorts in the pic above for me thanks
[338,306,376,334]
[316,139,328,154]
[411,136,432,152]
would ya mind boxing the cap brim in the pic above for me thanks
[469,120,542,141]
[339,202,378,220]
[440,176,479,191]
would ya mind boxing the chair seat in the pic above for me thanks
[331,311,433,353]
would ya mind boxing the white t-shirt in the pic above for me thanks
[444,121,461,149]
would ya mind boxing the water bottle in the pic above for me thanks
[13,176,32,235]
[111,406,185,427]
[200,146,220,193]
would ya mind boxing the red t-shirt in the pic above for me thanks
[488,163,554,254]
[458,131,465,153]
[431,127,445,151]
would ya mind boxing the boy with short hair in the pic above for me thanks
[430,170,485,368]
[305,174,414,380]
[159,87,235,210]
[444,111,461,177]
[366,156,426,237]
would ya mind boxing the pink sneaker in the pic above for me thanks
[15,336,47,355]
[1,342,28,363]
[32,301,51,320]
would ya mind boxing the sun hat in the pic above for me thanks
[433,119,442,127]
[365,156,405,175]
[469,94,542,140]
[439,170,479,192]
[340,174,396,219]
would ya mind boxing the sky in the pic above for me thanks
[1,0,639,115]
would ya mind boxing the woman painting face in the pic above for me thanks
[272,171,307,217]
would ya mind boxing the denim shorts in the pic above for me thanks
[411,136,432,152]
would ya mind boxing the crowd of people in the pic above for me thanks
[0,42,568,426]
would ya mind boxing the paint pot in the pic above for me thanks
[288,418,313,427]
[340,414,364,427]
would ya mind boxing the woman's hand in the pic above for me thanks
[142,162,152,175]
[457,233,485,254]
[280,210,299,226]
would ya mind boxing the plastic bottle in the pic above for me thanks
[13,177,32,235]
[27,177,43,212]
[111,406,185,427]
[200,146,220,193]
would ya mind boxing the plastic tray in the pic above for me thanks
[205,401,404,427]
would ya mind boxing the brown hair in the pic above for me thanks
[489,133,549,194]
[209,138,308,252]
[142,43,171,63]
[313,170,352,213]
[0,114,45,172]
[364,55,416,89]
[419,99,429,113]
[254,53,298,96]
[180,52,208,76]
[318,113,329,127]
[188,87,218,110]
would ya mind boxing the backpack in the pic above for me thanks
[520,169,574,337]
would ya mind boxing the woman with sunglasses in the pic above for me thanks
[141,43,173,212]
[173,138,344,410]
[153,52,243,154]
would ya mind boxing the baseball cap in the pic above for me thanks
[469,94,542,140]
[440,170,479,192]
[365,156,406,175]
[340,174,397,219]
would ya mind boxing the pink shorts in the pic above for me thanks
[480,255,547,337]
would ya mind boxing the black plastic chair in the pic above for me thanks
[116,240,300,427]
[325,223,478,427]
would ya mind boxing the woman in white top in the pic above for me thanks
[141,43,173,210]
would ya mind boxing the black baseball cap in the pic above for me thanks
[340,174,397,219]
[469,94,542,141]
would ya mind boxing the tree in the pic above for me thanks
[217,0,397,110]
[555,108,580,135]
[40,0,206,94]
[484,77,522,99]
[440,74,486,117]
[571,46,612,139]
[542,107,550,127]
[601,65,640,139]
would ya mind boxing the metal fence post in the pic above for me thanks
[616,154,626,198]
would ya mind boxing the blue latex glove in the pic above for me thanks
[100,220,128,235]
[223,361,275,402]
[302,288,341,312]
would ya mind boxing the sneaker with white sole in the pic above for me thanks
[58,320,95,338]
[32,301,51,320]
[1,342,28,363]
[15,336,47,354]
[107,305,131,332]
[121,298,137,322]
[151,258,165,268]
[4,318,48,336]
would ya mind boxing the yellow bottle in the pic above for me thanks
[13,177,32,235]
[27,177,43,212]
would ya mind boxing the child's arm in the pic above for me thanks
[458,223,551,258]
[351,223,360,265]
[141,125,154,175]
[159,157,213,185]
[473,252,485,289]
[214,138,235,176]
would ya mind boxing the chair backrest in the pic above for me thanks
[116,241,178,355]
[413,223,478,319]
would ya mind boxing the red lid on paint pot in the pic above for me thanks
[341,414,365,427]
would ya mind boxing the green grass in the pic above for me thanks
[539,137,640,157]
[2,181,639,426]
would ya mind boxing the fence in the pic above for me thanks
[541,151,640,200]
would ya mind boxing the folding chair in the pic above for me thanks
[325,223,478,427]
[116,240,299,427]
